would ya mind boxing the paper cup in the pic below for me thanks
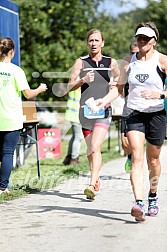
[40,83,46,87]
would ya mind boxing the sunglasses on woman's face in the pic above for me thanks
[136,35,153,41]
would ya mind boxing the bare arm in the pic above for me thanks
[96,59,127,108]
[68,58,95,92]
[141,54,167,99]
[22,84,47,99]
[102,58,120,104]
[111,58,120,83]
[116,57,130,95]
[95,87,119,108]
[68,58,83,91]
[160,54,167,76]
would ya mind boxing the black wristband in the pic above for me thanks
[160,93,165,99]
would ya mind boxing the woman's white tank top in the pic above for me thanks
[127,50,164,112]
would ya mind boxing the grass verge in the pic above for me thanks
[0,137,122,203]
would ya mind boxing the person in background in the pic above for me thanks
[121,41,139,173]
[96,22,167,221]
[0,37,47,194]
[63,89,83,165]
[68,29,119,200]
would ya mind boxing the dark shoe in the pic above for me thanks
[69,157,80,165]
[63,155,71,165]
[148,196,159,217]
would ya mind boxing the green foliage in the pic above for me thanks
[141,0,167,54]
[120,0,167,54]
[11,0,167,103]
[12,0,103,101]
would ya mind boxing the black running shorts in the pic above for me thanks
[125,109,166,146]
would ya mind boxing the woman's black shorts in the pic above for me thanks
[123,109,166,146]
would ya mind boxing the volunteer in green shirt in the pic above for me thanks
[0,37,47,193]
[63,88,83,165]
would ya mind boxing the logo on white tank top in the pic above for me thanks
[135,74,149,83]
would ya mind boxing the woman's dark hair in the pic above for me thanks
[135,21,159,41]
[0,37,15,61]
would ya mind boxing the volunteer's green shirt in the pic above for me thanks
[0,62,30,131]
[65,89,81,123]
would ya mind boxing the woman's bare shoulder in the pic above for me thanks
[159,53,167,72]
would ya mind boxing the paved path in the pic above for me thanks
[0,145,167,252]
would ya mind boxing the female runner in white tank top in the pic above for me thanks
[96,22,167,222]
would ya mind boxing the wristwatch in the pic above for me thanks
[160,93,165,99]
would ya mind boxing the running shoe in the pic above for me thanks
[125,157,131,173]
[94,179,101,192]
[84,185,96,200]
[148,196,159,216]
[131,201,146,222]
